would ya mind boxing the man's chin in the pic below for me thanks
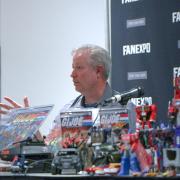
[75,87,81,93]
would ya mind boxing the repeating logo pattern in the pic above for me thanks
[110,0,180,123]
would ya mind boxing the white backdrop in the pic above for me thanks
[0,0,107,135]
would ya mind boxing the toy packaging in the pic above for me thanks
[60,109,93,148]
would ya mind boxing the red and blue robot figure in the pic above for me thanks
[135,102,157,132]
[118,132,152,176]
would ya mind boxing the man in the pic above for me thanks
[0,44,125,154]
[0,44,120,113]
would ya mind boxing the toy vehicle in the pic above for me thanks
[51,148,82,175]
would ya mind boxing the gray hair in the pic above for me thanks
[72,44,112,80]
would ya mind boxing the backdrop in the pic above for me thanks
[110,0,180,124]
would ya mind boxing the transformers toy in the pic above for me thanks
[168,101,178,124]
[168,76,180,125]
[135,103,157,131]
[118,133,152,175]
[173,76,180,100]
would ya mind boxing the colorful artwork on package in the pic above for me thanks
[0,105,53,150]
[60,110,93,148]
[99,108,129,130]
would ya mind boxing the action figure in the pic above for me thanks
[168,77,180,125]
[118,133,152,176]
[136,102,157,131]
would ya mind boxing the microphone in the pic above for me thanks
[104,86,144,105]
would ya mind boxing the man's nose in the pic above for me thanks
[71,69,76,78]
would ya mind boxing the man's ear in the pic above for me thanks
[96,65,104,73]
[96,65,104,78]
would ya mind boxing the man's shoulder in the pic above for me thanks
[60,95,82,112]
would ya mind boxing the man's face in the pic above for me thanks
[71,51,98,95]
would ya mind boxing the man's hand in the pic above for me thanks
[0,96,30,114]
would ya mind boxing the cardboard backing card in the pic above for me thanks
[0,104,53,151]
[60,108,94,148]
[99,107,130,130]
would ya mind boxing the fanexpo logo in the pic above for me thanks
[122,0,139,4]
[123,43,151,56]
[172,12,180,23]
[131,97,152,106]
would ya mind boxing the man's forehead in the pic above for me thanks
[73,49,91,60]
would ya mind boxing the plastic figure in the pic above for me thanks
[173,77,180,100]
[168,101,178,124]
[168,77,180,125]
[118,133,152,176]
[136,103,157,131]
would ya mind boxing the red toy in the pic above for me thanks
[168,76,180,122]
[135,103,157,131]
[120,133,152,173]
[168,101,178,122]
[173,77,180,100]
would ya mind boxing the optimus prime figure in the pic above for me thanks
[118,133,152,176]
